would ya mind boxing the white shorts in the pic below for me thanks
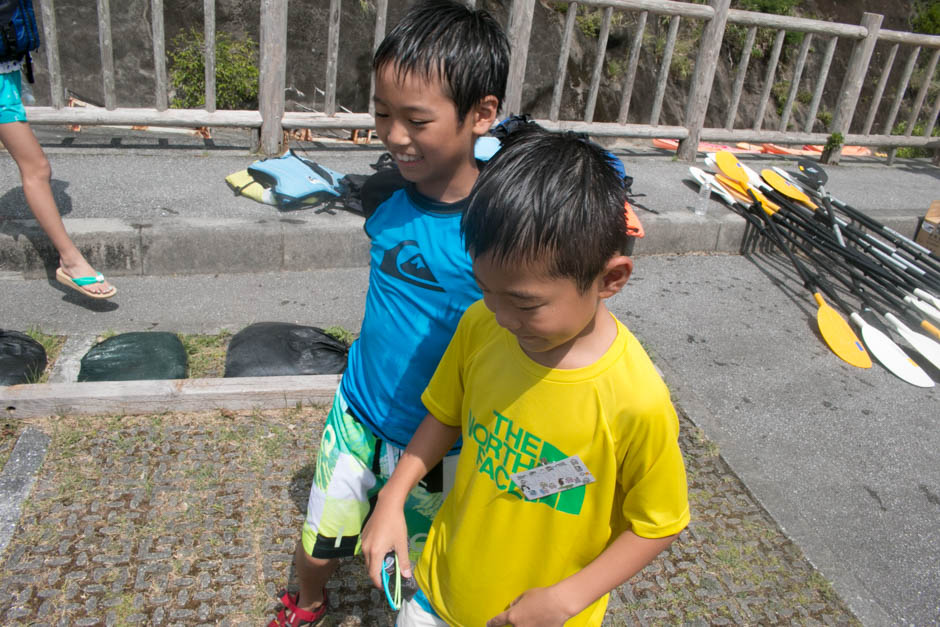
[396,596,449,627]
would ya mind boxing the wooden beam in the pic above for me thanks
[650,14,680,126]
[584,6,613,123]
[863,42,899,135]
[803,35,837,133]
[1,375,342,419]
[753,29,786,131]
[778,32,813,132]
[725,25,755,130]
[549,2,578,122]
[616,10,648,124]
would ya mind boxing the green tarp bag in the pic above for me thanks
[78,332,187,382]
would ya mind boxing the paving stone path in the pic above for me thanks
[0,404,858,626]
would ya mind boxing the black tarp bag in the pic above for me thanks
[0,329,46,385]
[224,322,348,378]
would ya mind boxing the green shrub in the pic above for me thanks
[816,109,832,128]
[911,0,940,35]
[168,28,259,110]
[607,58,625,79]
[824,132,844,152]
[891,120,940,158]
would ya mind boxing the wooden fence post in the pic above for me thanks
[259,0,288,155]
[821,11,882,164]
[97,0,116,110]
[505,0,535,115]
[38,0,64,108]
[324,0,342,116]
[151,0,168,111]
[204,0,217,113]
[677,0,728,162]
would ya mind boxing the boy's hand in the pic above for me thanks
[360,494,411,590]
[486,586,572,627]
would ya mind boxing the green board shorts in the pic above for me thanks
[301,391,457,564]
[0,71,27,124]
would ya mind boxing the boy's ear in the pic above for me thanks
[471,95,500,136]
[598,255,633,298]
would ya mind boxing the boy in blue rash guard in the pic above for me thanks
[267,1,509,625]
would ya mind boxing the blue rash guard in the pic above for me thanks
[340,177,481,449]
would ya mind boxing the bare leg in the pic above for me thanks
[293,540,339,609]
[0,120,113,295]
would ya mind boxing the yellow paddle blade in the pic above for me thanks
[761,169,818,209]
[715,151,749,185]
[713,174,780,213]
[713,173,752,204]
[813,292,872,368]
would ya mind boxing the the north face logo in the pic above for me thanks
[379,240,445,292]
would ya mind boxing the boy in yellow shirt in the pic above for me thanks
[362,126,690,626]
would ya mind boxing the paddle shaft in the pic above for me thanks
[761,186,940,295]
[769,209,940,340]
[792,169,940,275]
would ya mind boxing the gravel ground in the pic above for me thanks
[0,402,859,626]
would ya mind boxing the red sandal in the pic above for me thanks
[267,588,329,626]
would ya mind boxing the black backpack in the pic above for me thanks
[0,0,40,82]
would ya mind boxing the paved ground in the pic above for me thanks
[2,125,937,278]
[2,128,940,625]
[2,254,938,625]
[0,405,856,626]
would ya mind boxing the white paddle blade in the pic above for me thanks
[914,288,940,310]
[851,314,934,387]
[884,312,940,370]
[904,295,940,323]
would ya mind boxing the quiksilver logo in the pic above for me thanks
[379,240,444,292]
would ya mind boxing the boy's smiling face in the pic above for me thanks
[472,252,632,368]
[373,64,497,203]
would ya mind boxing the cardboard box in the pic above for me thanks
[915,200,940,257]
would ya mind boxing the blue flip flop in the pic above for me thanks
[56,267,116,299]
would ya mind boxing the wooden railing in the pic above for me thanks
[24,0,940,163]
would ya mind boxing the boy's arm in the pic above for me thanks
[360,412,460,590]
[486,529,679,627]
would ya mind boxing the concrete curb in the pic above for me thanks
[0,428,50,556]
[0,210,924,277]
[0,215,371,278]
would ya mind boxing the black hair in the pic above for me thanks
[373,0,510,122]
[462,126,629,292]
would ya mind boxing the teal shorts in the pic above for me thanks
[301,391,457,563]
[0,71,27,124]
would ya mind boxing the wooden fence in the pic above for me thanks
[23,0,940,163]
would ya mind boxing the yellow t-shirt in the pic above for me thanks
[418,301,690,626]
